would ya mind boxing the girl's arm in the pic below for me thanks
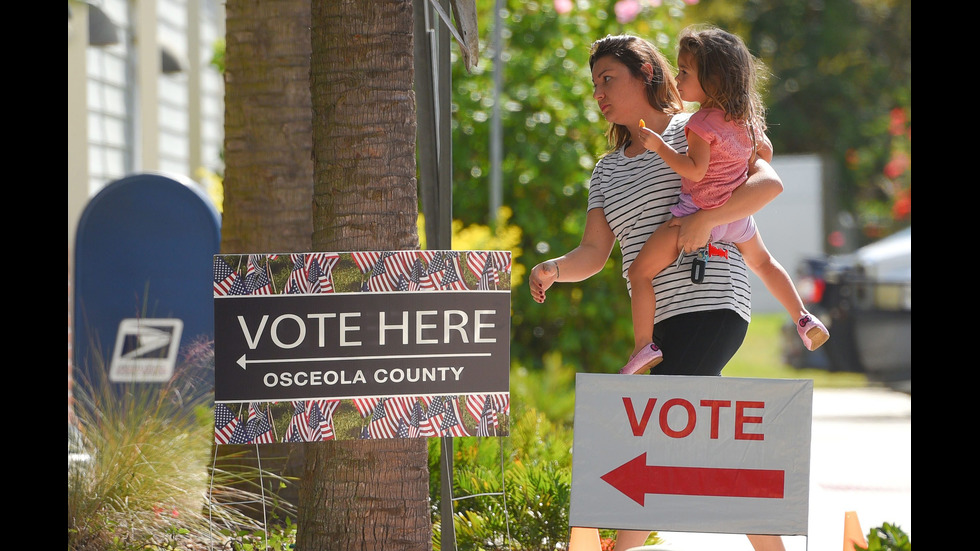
[757,133,774,163]
[529,208,616,303]
[669,157,784,253]
[637,127,711,182]
[752,132,774,164]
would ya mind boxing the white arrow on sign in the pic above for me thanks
[235,352,492,370]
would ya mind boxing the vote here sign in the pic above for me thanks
[214,251,511,404]
[212,252,512,444]
[215,290,509,402]
[570,374,811,536]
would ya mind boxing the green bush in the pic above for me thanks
[68,343,214,550]
[432,405,661,550]
[858,523,911,551]
[431,408,572,551]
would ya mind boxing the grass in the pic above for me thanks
[68,340,295,551]
[69,368,214,551]
[725,313,868,388]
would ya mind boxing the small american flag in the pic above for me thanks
[368,399,399,439]
[366,252,416,292]
[247,256,274,295]
[282,400,308,442]
[396,419,410,438]
[466,251,490,280]
[440,396,471,437]
[306,402,326,441]
[478,257,499,290]
[352,252,382,274]
[386,396,417,422]
[419,397,445,437]
[406,402,423,438]
[466,394,488,422]
[246,403,275,444]
[312,399,340,440]
[354,397,381,418]
[285,254,308,294]
[227,407,251,444]
[214,403,240,444]
[213,258,238,296]
[466,393,509,424]
[408,258,424,290]
[308,253,339,293]
[476,398,498,437]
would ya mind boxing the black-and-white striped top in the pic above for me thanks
[587,113,752,324]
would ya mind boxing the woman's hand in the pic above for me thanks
[669,213,712,254]
[668,158,784,254]
[529,260,560,303]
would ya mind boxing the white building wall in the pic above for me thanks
[68,0,225,246]
[85,0,134,195]
[158,0,191,177]
[749,154,825,314]
[198,0,224,176]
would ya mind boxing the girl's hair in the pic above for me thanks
[589,35,683,150]
[677,26,768,132]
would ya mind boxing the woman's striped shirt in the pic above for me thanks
[586,113,752,324]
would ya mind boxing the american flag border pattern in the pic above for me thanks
[214,393,511,444]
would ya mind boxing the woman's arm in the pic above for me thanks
[669,157,784,253]
[529,208,615,303]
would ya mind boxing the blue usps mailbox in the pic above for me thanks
[73,173,221,385]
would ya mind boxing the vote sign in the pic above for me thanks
[215,290,509,402]
[213,251,511,404]
[570,374,811,536]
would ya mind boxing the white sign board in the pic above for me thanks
[109,318,183,382]
[570,374,812,536]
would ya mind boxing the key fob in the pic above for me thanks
[691,247,708,284]
[691,258,706,283]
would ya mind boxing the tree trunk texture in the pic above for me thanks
[309,0,420,251]
[299,1,430,550]
[220,0,313,520]
[299,438,431,550]
[222,0,314,254]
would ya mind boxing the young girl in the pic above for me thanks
[621,26,829,375]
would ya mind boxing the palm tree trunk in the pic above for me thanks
[223,0,313,254]
[220,0,313,520]
[309,0,419,252]
[299,1,430,549]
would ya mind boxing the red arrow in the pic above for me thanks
[600,453,784,505]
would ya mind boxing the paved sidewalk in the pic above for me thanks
[634,387,912,550]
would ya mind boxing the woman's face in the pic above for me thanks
[591,56,650,127]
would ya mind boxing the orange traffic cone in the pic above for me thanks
[843,511,868,551]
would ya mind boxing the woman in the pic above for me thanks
[528,35,787,551]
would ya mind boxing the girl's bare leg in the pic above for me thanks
[627,223,682,356]
[567,528,653,551]
[736,231,807,321]
[613,530,651,551]
[746,534,787,551]
[568,527,601,551]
